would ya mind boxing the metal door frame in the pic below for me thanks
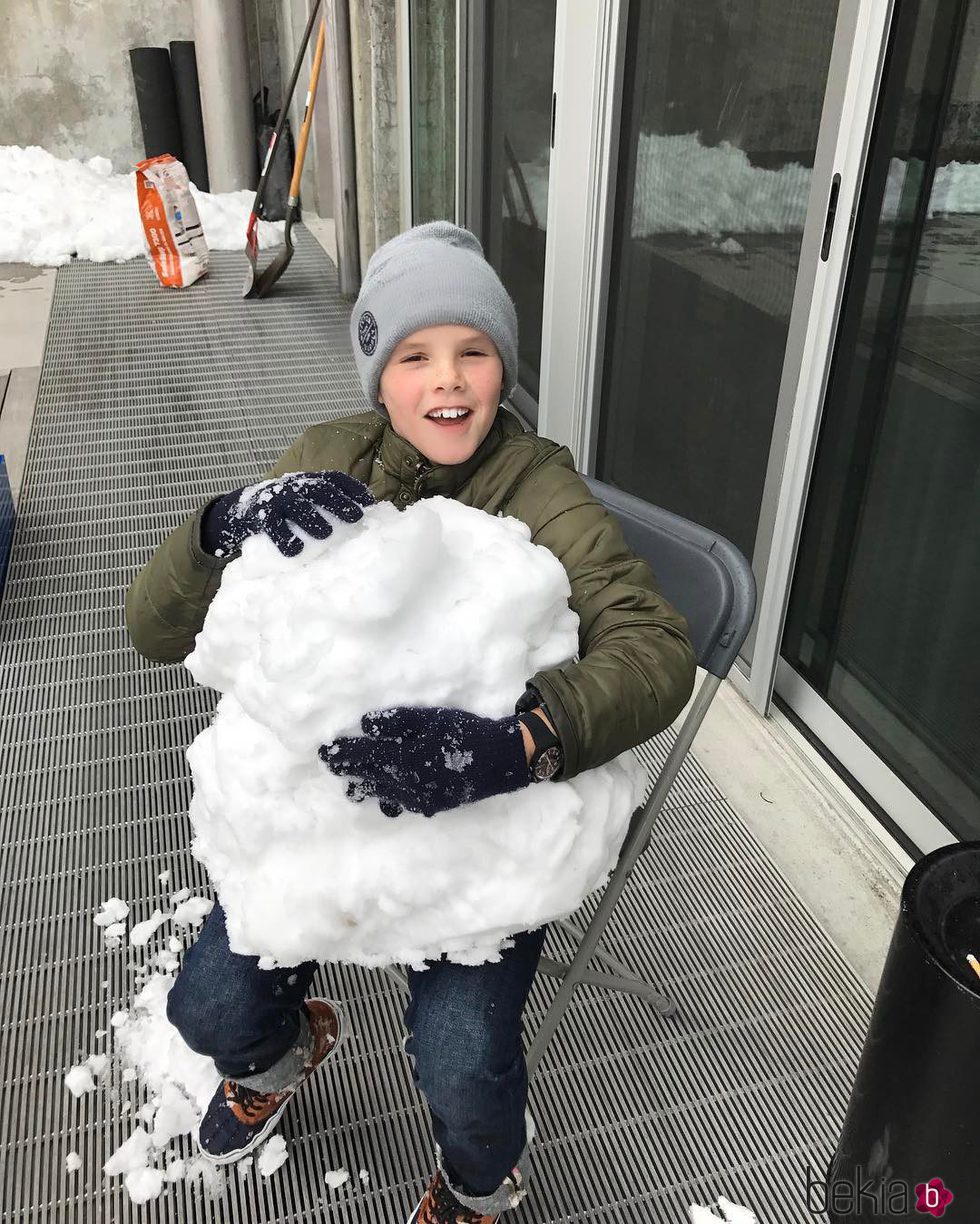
[744,1,898,714]
[456,0,487,234]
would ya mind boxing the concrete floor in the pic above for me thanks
[688,678,910,992]
[0,240,910,1003]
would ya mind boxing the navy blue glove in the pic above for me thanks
[319,706,533,818]
[200,471,376,558]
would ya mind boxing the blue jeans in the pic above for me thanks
[166,902,548,1215]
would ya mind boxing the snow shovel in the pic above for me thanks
[242,4,325,299]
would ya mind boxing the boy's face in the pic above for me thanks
[378,324,504,465]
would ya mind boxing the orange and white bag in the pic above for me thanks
[135,154,209,287]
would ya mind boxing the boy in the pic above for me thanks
[125,221,697,1223]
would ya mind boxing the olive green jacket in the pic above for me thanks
[124,406,697,783]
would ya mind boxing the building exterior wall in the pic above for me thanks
[0,0,194,172]
[247,0,284,118]
[408,0,455,224]
[0,0,284,181]
[349,0,403,269]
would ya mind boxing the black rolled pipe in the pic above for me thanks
[169,40,210,192]
[129,47,184,163]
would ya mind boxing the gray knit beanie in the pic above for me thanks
[349,221,519,420]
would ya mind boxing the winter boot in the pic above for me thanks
[196,997,344,1164]
[406,1167,504,1223]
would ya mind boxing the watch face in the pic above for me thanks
[534,745,562,780]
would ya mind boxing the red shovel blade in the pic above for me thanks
[241,212,262,298]
[248,203,299,300]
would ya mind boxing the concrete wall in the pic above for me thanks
[0,0,286,180]
[0,0,195,172]
[409,0,455,224]
[349,0,402,270]
[247,0,284,117]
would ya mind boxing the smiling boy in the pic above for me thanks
[125,221,696,1222]
[370,319,559,772]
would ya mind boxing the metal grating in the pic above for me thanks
[0,229,874,1223]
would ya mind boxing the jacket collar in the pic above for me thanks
[378,407,516,497]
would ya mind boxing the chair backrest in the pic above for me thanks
[581,475,757,680]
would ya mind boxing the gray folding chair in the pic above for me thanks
[522,475,757,1075]
[382,476,756,1078]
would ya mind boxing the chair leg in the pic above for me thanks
[525,676,721,1078]
[382,678,722,1079]
[554,917,676,1012]
[557,920,675,1008]
[537,954,676,1014]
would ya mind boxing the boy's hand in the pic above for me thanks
[201,471,376,558]
[319,706,533,818]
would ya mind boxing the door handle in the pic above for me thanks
[821,172,842,260]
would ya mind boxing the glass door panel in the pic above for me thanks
[478,0,557,416]
[783,0,980,840]
[595,0,840,564]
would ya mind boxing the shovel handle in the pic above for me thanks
[289,17,327,201]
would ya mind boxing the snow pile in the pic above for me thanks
[112,972,221,1120]
[64,887,378,1207]
[94,897,129,926]
[881,154,980,219]
[94,896,130,948]
[0,145,284,266]
[257,1136,289,1177]
[631,135,978,238]
[63,892,228,1204]
[510,130,980,239]
[98,913,227,1202]
[631,133,813,236]
[184,493,649,970]
[689,1196,759,1222]
[64,1053,109,1097]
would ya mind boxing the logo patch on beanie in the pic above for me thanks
[357,310,378,356]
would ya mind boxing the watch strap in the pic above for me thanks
[519,708,563,781]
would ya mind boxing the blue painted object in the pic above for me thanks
[0,455,15,599]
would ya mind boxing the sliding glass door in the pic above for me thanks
[781,0,980,845]
[459,0,558,426]
[593,0,841,569]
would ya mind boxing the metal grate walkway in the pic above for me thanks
[0,229,873,1223]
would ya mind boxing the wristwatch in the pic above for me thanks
[517,705,564,782]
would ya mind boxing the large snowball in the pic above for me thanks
[184,494,648,970]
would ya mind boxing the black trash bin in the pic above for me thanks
[826,841,980,1222]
